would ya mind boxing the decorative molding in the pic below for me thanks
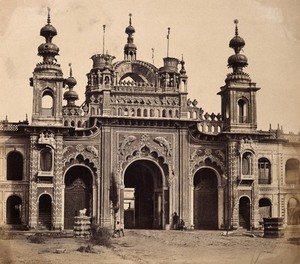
[153,137,171,156]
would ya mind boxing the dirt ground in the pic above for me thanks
[1,227,300,264]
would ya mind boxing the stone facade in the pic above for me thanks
[0,14,299,231]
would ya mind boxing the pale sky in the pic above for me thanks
[0,0,299,133]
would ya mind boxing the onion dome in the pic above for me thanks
[125,13,135,35]
[229,19,245,54]
[64,63,78,104]
[227,19,248,69]
[37,8,59,63]
[227,54,248,68]
[225,20,251,84]
[180,56,187,75]
[124,13,137,60]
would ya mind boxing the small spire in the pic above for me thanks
[167,27,170,57]
[47,7,51,24]
[69,63,72,77]
[102,25,106,54]
[234,19,239,36]
[129,13,132,26]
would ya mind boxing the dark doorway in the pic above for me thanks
[124,160,164,229]
[6,195,22,224]
[38,194,52,230]
[259,198,271,222]
[193,168,218,229]
[64,166,93,229]
[239,196,251,230]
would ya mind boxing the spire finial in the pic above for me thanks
[167,27,171,57]
[102,25,106,54]
[69,63,72,77]
[129,13,132,25]
[234,19,239,36]
[47,7,51,24]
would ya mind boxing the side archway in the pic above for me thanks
[239,196,251,230]
[193,168,219,229]
[38,194,52,230]
[64,165,94,229]
[6,195,22,224]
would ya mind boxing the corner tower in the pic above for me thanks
[218,20,260,132]
[30,8,64,126]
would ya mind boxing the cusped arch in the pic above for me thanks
[64,154,97,183]
[119,146,170,186]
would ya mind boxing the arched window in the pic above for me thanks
[118,108,122,116]
[40,148,53,172]
[7,151,23,180]
[64,120,68,126]
[71,120,75,127]
[162,109,166,117]
[124,108,129,116]
[238,99,248,123]
[258,158,271,184]
[242,152,252,175]
[286,159,300,185]
[41,90,54,116]
[143,109,148,117]
[137,108,141,117]
[150,109,154,117]
[77,121,82,127]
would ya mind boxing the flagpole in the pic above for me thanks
[102,25,106,54]
[167,27,170,58]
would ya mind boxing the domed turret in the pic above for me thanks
[64,63,79,105]
[37,7,59,64]
[226,19,251,83]
[124,13,137,61]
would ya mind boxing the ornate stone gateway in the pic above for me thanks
[64,166,93,229]
[193,168,218,229]
[124,160,164,229]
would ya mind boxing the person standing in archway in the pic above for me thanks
[172,212,179,230]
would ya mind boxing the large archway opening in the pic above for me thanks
[193,168,218,230]
[64,166,93,229]
[6,195,22,224]
[124,160,164,229]
[239,196,251,230]
[38,194,52,230]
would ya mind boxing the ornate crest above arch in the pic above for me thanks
[63,144,99,175]
[117,136,175,187]
[189,148,227,186]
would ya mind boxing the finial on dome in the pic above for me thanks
[69,63,72,77]
[47,7,51,24]
[129,13,132,25]
[234,19,239,36]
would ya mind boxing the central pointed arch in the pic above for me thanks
[123,159,166,229]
